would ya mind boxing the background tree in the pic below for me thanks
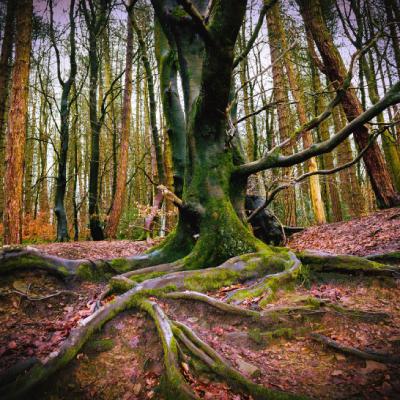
[2,0,33,244]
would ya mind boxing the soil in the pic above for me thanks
[1,209,400,399]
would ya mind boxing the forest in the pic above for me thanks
[0,0,400,398]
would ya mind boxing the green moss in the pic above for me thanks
[76,262,110,282]
[298,252,388,272]
[184,268,241,291]
[85,338,115,353]
[171,5,187,18]
[0,254,69,278]
[249,327,295,345]
[305,296,323,308]
[110,258,131,273]
[130,271,167,284]
[248,328,264,345]
[109,276,136,293]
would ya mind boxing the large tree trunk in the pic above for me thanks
[136,0,265,270]
[0,0,16,220]
[2,0,33,244]
[297,0,400,208]
[105,3,135,239]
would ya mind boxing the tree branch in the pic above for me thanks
[177,0,212,43]
[246,128,383,221]
[232,0,277,69]
[235,79,400,176]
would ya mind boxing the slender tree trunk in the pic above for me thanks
[2,0,33,244]
[38,86,49,221]
[24,97,35,219]
[81,0,108,241]
[52,0,77,241]
[297,0,400,208]
[266,4,297,226]
[105,3,134,238]
[362,54,400,191]
[312,68,343,222]
[133,16,166,235]
[333,104,364,218]
[384,0,400,77]
[238,26,254,162]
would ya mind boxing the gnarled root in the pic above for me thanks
[310,333,400,364]
[226,251,302,305]
[140,299,306,399]
[0,246,118,281]
[1,245,397,399]
[164,290,260,318]
[172,321,306,400]
[298,250,399,275]
[139,300,199,400]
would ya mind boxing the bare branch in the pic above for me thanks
[236,81,400,176]
[247,128,383,221]
[232,0,278,69]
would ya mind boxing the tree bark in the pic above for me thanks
[81,0,109,240]
[2,0,33,244]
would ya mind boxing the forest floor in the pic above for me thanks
[0,208,399,399]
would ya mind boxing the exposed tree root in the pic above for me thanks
[172,321,306,400]
[140,300,306,399]
[297,250,399,275]
[308,298,390,323]
[163,291,389,326]
[1,244,398,399]
[365,251,400,266]
[0,250,295,399]
[164,290,260,318]
[0,247,80,278]
[226,251,302,304]
[139,300,199,400]
[310,333,400,364]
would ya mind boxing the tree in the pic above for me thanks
[2,0,33,244]
[272,2,326,224]
[0,0,16,220]
[80,0,110,241]
[50,0,78,242]
[105,0,135,238]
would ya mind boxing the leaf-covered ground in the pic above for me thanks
[1,209,400,399]
[288,207,400,256]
